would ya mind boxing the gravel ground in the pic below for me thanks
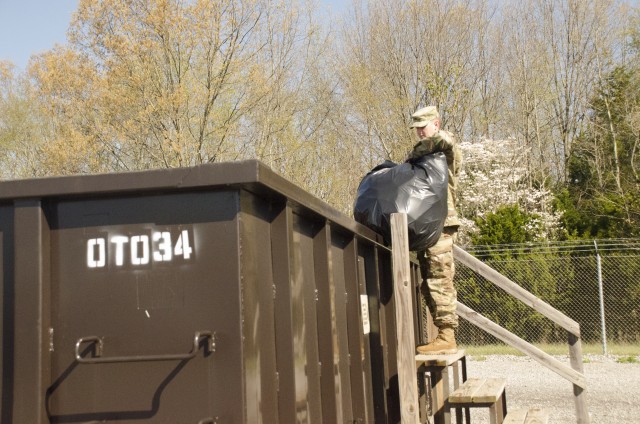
[462,354,640,423]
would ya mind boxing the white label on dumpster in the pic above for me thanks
[87,229,193,269]
[360,294,371,335]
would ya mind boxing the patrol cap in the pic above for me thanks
[410,106,439,128]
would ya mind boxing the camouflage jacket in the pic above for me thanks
[408,130,461,228]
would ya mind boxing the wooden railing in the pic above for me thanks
[390,216,589,423]
[454,245,590,423]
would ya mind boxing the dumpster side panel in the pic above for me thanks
[313,224,340,423]
[357,249,378,422]
[0,222,3,421]
[0,205,13,424]
[347,238,376,423]
[377,247,401,424]
[45,191,245,423]
[328,230,356,422]
[358,242,401,424]
[270,204,298,422]
[238,191,279,424]
[359,242,386,424]
[267,208,383,424]
[290,214,324,423]
[13,200,51,424]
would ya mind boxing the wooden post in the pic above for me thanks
[569,333,590,423]
[390,213,420,424]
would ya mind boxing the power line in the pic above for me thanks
[463,238,640,258]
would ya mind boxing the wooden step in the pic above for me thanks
[504,408,549,423]
[448,377,507,424]
[415,349,468,396]
[448,377,506,404]
[415,349,469,423]
[415,348,466,367]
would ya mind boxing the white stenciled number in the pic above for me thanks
[174,230,193,259]
[86,229,195,269]
[153,231,172,262]
[87,238,106,268]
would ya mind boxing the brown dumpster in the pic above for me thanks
[0,160,426,423]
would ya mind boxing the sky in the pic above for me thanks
[0,0,347,71]
[0,0,79,70]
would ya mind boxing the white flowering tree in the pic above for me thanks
[457,138,563,245]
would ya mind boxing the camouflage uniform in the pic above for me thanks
[408,129,461,329]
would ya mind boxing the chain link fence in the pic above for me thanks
[453,239,640,353]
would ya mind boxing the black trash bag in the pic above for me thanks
[353,153,448,251]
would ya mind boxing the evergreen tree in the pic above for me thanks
[559,65,640,239]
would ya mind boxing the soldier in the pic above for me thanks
[407,106,461,354]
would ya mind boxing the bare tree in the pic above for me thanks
[26,0,335,174]
[539,0,613,182]
[0,60,51,178]
[336,0,493,165]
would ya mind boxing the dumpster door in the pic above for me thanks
[46,191,244,423]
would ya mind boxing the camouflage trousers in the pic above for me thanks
[417,226,458,329]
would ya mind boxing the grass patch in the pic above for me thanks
[602,344,640,356]
[460,344,524,356]
[616,356,638,364]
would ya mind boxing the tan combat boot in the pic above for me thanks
[416,326,457,355]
